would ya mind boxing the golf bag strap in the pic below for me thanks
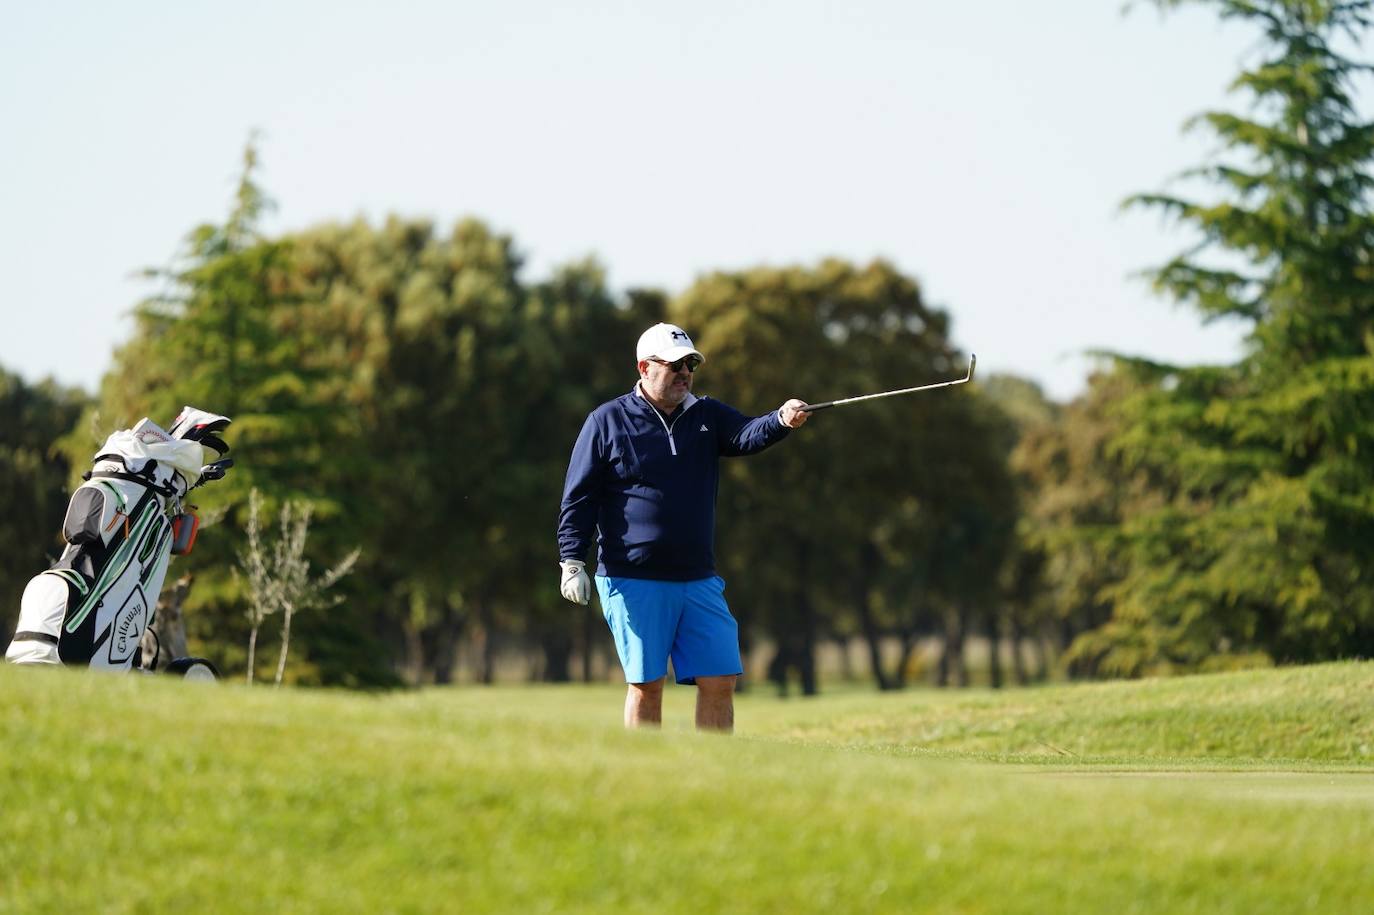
[86,470,177,498]
[12,631,60,646]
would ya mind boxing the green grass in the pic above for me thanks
[738,661,1374,765]
[3,662,1372,914]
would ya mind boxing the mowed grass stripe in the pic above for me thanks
[734,661,1374,764]
[1,663,1371,914]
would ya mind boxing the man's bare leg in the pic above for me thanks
[625,677,665,728]
[694,675,736,733]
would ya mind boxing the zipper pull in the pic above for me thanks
[105,510,126,534]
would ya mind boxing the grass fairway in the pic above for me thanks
[2,663,1371,913]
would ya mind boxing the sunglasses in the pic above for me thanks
[649,355,703,373]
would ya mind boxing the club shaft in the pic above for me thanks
[799,378,968,413]
[799,354,976,413]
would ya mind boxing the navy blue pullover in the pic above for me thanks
[558,386,791,581]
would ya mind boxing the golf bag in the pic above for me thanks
[5,406,233,676]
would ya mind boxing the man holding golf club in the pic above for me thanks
[558,323,809,732]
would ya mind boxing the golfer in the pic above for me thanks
[558,322,809,732]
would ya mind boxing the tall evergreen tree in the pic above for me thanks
[70,142,379,684]
[1090,0,1374,672]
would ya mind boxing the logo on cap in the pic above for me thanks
[637,322,704,365]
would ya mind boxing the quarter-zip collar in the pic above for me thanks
[633,382,698,455]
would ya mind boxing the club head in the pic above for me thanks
[967,354,977,382]
[198,458,235,483]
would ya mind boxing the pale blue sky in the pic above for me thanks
[2,0,1274,401]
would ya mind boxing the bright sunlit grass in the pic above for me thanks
[2,662,1371,913]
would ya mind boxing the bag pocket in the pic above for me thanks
[62,487,108,544]
[171,512,200,555]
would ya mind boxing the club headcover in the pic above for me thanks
[167,406,233,457]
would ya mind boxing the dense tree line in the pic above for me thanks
[0,155,1026,687]
[2,0,1368,688]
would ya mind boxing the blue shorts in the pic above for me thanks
[594,575,742,685]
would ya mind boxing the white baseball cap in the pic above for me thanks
[636,323,705,365]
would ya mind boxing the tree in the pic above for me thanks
[237,488,359,685]
[74,139,652,685]
[671,259,1010,692]
[525,263,649,681]
[0,368,89,643]
[1009,367,1169,677]
[1091,0,1374,671]
[979,374,1060,684]
[69,140,382,684]
[286,215,585,684]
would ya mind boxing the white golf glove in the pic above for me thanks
[559,560,591,605]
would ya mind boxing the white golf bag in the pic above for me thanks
[6,406,233,677]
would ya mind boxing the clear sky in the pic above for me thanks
[2,0,1268,402]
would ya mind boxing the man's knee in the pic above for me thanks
[695,674,737,696]
[629,677,665,697]
[625,677,665,728]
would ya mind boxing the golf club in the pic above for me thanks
[798,354,977,413]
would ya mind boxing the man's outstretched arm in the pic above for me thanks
[719,398,809,456]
